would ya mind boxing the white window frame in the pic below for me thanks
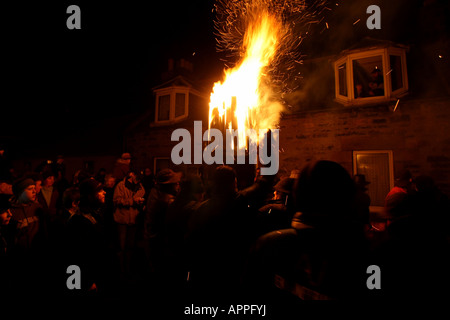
[154,87,189,124]
[353,150,394,210]
[334,47,408,106]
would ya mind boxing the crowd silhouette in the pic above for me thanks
[0,149,449,307]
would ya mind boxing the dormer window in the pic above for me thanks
[155,88,189,124]
[334,44,408,106]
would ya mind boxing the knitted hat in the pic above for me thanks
[12,178,35,197]
[79,178,103,198]
[156,169,182,185]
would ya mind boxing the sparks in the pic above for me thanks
[393,99,400,112]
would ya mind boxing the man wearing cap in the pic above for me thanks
[353,174,371,231]
[66,178,109,293]
[8,177,46,295]
[113,171,145,275]
[113,153,132,181]
[144,168,181,272]
[10,177,45,253]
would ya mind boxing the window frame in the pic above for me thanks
[334,47,408,106]
[154,87,189,124]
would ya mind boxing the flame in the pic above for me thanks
[208,11,284,150]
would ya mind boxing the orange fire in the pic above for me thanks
[208,11,284,150]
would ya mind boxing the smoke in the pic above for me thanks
[213,0,330,95]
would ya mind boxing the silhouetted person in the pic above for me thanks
[163,174,204,291]
[66,178,112,295]
[375,186,450,300]
[257,170,299,234]
[353,174,371,232]
[186,165,271,301]
[113,171,145,277]
[37,169,60,236]
[245,160,368,303]
[0,194,13,290]
[9,177,46,296]
[113,153,132,182]
[144,169,181,273]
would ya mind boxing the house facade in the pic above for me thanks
[125,1,450,209]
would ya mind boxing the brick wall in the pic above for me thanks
[279,97,450,195]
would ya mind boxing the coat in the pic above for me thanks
[113,179,145,225]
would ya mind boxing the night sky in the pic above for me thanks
[3,0,449,156]
[4,1,221,137]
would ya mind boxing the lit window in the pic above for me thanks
[353,56,384,98]
[334,46,408,105]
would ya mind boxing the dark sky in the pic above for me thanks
[3,0,449,156]
[3,1,222,138]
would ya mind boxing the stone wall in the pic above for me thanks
[279,97,450,195]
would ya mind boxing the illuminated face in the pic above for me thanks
[104,177,116,189]
[0,209,12,225]
[43,176,55,187]
[96,189,106,204]
[19,185,36,203]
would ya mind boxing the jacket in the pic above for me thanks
[10,200,45,252]
[113,179,145,225]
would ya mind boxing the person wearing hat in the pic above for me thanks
[257,172,297,233]
[352,174,371,231]
[7,177,47,296]
[113,152,132,182]
[246,161,368,300]
[37,169,60,231]
[65,178,109,294]
[10,177,45,253]
[144,168,181,272]
[113,170,145,275]
[384,170,413,206]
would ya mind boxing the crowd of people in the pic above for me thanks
[0,148,449,306]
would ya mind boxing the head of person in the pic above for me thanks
[0,194,12,225]
[353,174,370,192]
[104,174,116,189]
[42,170,55,188]
[395,169,413,189]
[212,166,237,197]
[62,187,81,211]
[293,160,356,223]
[121,153,132,164]
[179,174,204,202]
[12,177,37,204]
[155,169,182,196]
[79,178,105,211]
[27,173,43,194]
[126,171,142,185]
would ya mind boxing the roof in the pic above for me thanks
[334,37,409,60]
[152,75,197,91]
